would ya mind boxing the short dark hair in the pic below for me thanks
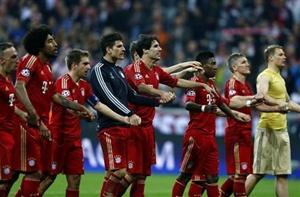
[227,53,245,73]
[65,49,90,70]
[23,24,53,55]
[129,41,138,60]
[195,51,215,65]
[264,44,283,63]
[136,34,159,57]
[100,32,123,55]
[0,42,13,57]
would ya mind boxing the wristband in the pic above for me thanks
[246,100,251,107]
[201,105,206,112]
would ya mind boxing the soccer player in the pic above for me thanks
[245,45,300,197]
[88,32,162,197]
[12,25,92,197]
[0,42,28,196]
[38,49,140,196]
[220,53,287,197]
[121,35,217,196]
[172,51,250,197]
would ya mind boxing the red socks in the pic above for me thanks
[206,183,219,197]
[66,189,79,197]
[100,176,109,197]
[18,177,40,197]
[130,178,145,197]
[172,179,187,197]
[233,176,246,196]
[188,182,204,197]
[220,177,234,197]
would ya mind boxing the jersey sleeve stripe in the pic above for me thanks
[94,65,131,114]
[24,55,37,69]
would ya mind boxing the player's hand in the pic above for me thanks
[39,121,51,141]
[278,102,289,113]
[122,116,131,125]
[233,111,251,122]
[78,105,95,121]
[203,104,218,113]
[159,91,176,104]
[249,94,265,106]
[129,114,141,126]
[201,83,218,96]
[27,109,40,127]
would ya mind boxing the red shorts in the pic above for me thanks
[180,129,219,181]
[98,126,129,171]
[12,121,42,172]
[127,125,155,176]
[0,131,14,180]
[53,138,84,175]
[224,128,253,175]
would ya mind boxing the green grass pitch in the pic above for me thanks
[9,173,299,196]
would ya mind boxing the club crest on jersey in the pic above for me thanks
[114,155,122,164]
[187,90,196,96]
[128,161,134,169]
[51,162,57,170]
[134,73,143,80]
[3,166,10,175]
[229,89,236,96]
[241,162,248,170]
[8,93,15,106]
[62,90,70,97]
[28,158,36,167]
[109,72,114,79]
[20,68,30,77]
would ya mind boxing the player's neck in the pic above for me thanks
[233,72,246,83]
[103,55,117,64]
[38,53,50,64]
[268,63,280,73]
[69,71,80,83]
[142,56,156,69]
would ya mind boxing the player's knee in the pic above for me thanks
[177,172,192,184]
[67,175,81,189]
[206,175,219,184]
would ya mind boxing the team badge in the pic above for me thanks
[241,162,248,170]
[51,162,57,170]
[114,155,122,164]
[187,90,196,96]
[28,158,36,167]
[134,73,143,80]
[62,90,70,97]
[128,161,134,169]
[3,166,10,175]
[229,89,236,96]
[20,68,30,77]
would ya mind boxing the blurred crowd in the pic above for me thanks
[1,0,300,106]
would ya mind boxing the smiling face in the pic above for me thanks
[41,34,58,58]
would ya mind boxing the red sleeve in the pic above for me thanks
[224,78,239,99]
[124,64,146,90]
[84,82,93,101]
[16,55,38,84]
[156,66,178,88]
[55,77,73,101]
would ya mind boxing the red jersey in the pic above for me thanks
[224,77,252,129]
[16,54,55,123]
[124,61,178,126]
[49,74,93,139]
[185,76,225,135]
[0,75,16,132]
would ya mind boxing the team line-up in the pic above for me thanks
[1,24,300,197]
